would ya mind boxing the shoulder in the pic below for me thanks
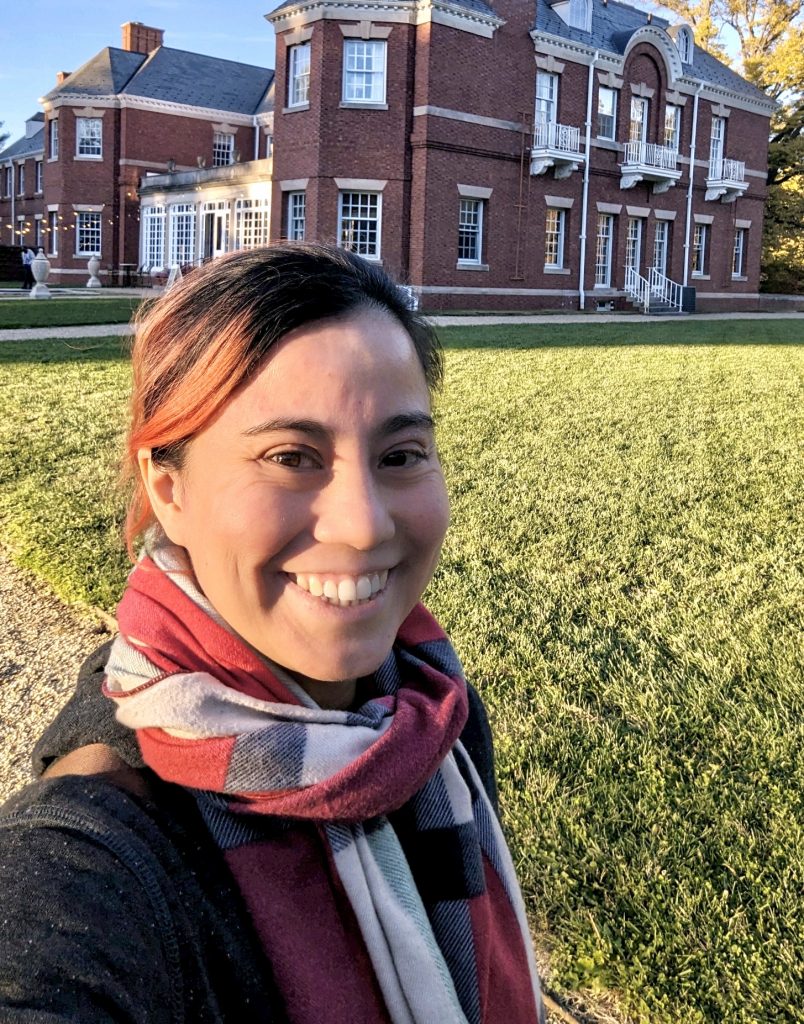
[0,775,187,1021]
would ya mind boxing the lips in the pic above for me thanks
[288,570,390,607]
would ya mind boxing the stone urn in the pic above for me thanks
[87,255,102,288]
[30,248,52,299]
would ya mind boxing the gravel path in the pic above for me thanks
[0,549,112,803]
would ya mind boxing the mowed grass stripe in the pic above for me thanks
[0,297,144,330]
[1,324,802,1023]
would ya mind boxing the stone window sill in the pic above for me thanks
[283,103,310,114]
[339,102,388,110]
[74,155,103,162]
[456,261,489,271]
[544,266,571,275]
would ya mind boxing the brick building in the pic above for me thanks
[2,2,773,308]
[268,0,774,311]
[0,22,274,285]
[0,114,46,253]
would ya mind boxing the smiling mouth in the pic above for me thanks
[287,570,390,607]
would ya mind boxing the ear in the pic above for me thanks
[138,448,187,545]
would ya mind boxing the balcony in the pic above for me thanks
[705,157,747,203]
[530,121,584,179]
[620,140,682,194]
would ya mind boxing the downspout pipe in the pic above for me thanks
[578,50,600,310]
[9,163,16,245]
[683,82,703,287]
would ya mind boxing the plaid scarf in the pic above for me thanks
[104,539,544,1024]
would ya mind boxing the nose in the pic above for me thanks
[311,462,396,551]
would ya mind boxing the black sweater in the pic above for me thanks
[0,642,499,1023]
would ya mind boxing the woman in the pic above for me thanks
[0,244,544,1023]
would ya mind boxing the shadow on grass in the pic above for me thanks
[0,337,131,365]
[437,320,804,350]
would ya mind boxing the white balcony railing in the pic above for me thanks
[623,140,679,170]
[707,156,746,184]
[533,120,582,155]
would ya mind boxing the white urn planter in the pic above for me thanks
[86,255,102,289]
[30,248,52,299]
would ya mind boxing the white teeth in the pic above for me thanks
[290,571,390,607]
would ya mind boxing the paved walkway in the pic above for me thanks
[1,309,803,343]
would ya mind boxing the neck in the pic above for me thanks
[295,675,357,710]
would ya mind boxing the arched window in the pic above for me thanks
[569,0,591,31]
[677,27,693,64]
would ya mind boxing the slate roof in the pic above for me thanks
[41,45,274,116]
[535,0,770,103]
[0,125,45,162]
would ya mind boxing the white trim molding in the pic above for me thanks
[597,202,622,214]
[412,105,521,132]
[280,178,309,191]
[535,54,565,73]
[735,218,752,229]
[283,26,314,43]
[694,213,714,224]
[72,203,105,212]
[654,209,677,220]
[626,205,650,217]
[72,106,106,119]
[630,82,655,99]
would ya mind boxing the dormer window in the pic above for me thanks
[550,0,591,32]
[569,0,591,30]
[677,26,693,63]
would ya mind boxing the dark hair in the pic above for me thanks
[125,243,442,551]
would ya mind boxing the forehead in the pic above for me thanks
[226,308,431,427]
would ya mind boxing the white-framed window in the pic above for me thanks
[709,116,725,176]
[48,211,59,256]
[168,203,196,265]
[288,42,311,107]
[594,213,614,287]
[664,105,681,151]
[544,208,565,268]
[629,97,648,144]
[142,206,165,269]
[692,224,708,276]
[212,132,235,167]
[677,27,693,64]
[568,0,591,30]
[652,220,669,276]
[732,227,746,278]
[76,117,102,158]
[625,217,643,271]
[17,164,25,196]
[49,118,59,160]
[35,161,43,193]
[287,191,306,241]
[457,198,484,264]
[338,191,381,259]
[598,87,617,140]
[4,165,12,197]
[76,212,101,256]
[535,72,558,127]
[234,197,271,249]
[34,218,43,249]
[342,40,386,104]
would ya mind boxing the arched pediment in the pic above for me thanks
[623,26,684,84]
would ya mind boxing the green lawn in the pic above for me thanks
[0,297,144,330]
[1,323,802,1023]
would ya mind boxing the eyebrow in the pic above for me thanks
[242,412,435,439]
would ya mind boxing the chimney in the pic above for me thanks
[56,71,71,85]
[121,22,164,54]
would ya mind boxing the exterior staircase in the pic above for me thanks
[624,266,686,315]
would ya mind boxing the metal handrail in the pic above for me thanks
[648,267,683,312]
[624,265,650,311]
[707,156,746,184]
[623,140,679,170]
[533,120,582,155]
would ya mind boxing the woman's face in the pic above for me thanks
[142,308,449,705]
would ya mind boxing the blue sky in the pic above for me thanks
[1,0,278,144]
